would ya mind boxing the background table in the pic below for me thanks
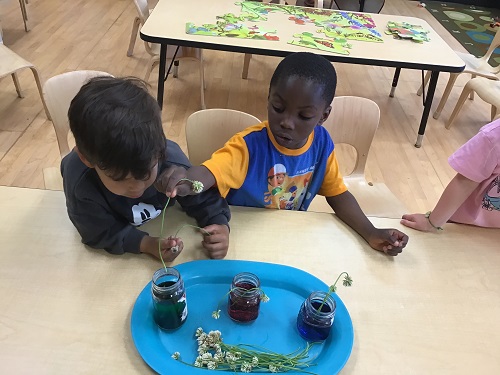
[140,0,465,147]
[0,186,499,374]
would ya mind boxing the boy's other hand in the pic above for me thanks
[201,224,230,259]
[400,213,435,232]
[367,228,408,256]
[140,235,184,262]
[155,166,192,198]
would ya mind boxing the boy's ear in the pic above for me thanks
[75,147,94,168]
[318,105,332,125]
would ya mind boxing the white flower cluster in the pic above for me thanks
[171,327,315,373]
[191,180,204,194]
[190,327,279,372]
[194,328,225,369]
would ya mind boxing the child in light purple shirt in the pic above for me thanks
[401,118,500,231]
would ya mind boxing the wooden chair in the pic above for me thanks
[307,96,408,219]
[185,109,261,166]
[0,44,50,119]
[417,27,500,120]
[445,76,500,129]
[127,0,206,109]
[41,70,113,190]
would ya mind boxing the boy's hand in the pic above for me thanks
[201,224,230,259]
[140,235,184,262]
[400,213,435,232]
[367,228,408,256]
[155,166,193,198]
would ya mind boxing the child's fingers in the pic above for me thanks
[400,218,418,229]
[401,213,416,220]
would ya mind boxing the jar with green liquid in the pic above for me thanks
[151,267,188,330]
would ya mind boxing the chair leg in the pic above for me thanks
[173,60,179,78]
[11,72,24,98]
[145,56,159,82]
[242,53,252,79]
[417,70,431,96]
[18,0,30,32]
[491,105,498,121]
[433,73,458,119]
[30,67,52,120]
[127,17,141,57]
[199,55,206,109]
[469,74,476,100]
[445,85,473,130]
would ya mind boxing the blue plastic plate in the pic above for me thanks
[131,260,353,374]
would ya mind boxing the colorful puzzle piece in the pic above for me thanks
[386,21,430,43]
[289,32,352,55]
[186,22,279,40]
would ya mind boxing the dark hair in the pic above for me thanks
[68,76,166,180]
[269,52,337,105]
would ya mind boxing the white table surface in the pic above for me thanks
[1,186,499,374]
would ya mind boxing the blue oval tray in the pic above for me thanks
[131,260,354,374]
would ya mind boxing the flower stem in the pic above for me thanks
[158,197,210,272]
[158,197,171,272]
[316,271,350,312]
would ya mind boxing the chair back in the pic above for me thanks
[186,109,261,166]
[133,0,149,24]
[479,27,500,74]
[43,70,113,158]
[321,96,380,178]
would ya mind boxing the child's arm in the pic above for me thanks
[401,173,479,231]
[68,198,182,257]
[327,191,408,256]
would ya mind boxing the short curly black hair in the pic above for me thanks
[68,76,166,181]
[269,52,337,105]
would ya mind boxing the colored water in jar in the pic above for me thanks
[151,268,188,330]
[296,291,336,341]
[227,273,261,323]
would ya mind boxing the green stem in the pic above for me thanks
[158,187,211,271]
[316,271,349,312]
[158,197,171,272]
[175,224,211,238]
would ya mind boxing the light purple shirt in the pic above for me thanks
[448,119,500,228]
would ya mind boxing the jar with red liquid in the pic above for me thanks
[296,291,336,341]
[227,272,261,323]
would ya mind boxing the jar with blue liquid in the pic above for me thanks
[151,267,188,330]
[296,291,336,341]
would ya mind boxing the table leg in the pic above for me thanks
[157,44,167,110]
[389,68,401,98]
[415,71,439,148]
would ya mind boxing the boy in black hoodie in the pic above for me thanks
[61,76,230,260]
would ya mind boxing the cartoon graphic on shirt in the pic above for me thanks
[264,163,313,210]
[482,176,500,211]
[267,163,287,196]
[131,202,162,226]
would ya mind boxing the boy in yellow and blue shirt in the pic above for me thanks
[160,52,408,256]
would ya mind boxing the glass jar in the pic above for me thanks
[227,272,261,323]
[151,267,188,330]
[296,291,336,341]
